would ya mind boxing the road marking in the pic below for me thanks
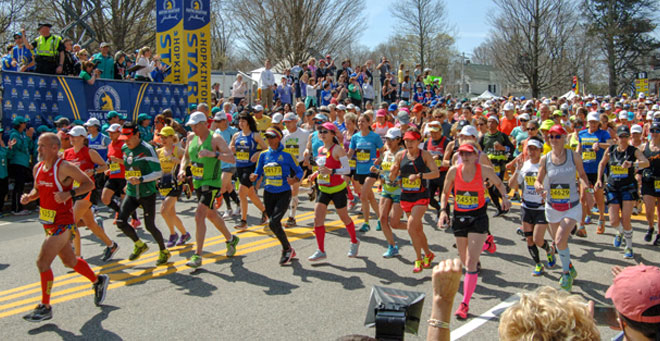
[450,294,519,340]
[0,222,10,226]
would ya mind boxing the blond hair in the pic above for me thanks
[344,113,358,124]
[498,286,600,341]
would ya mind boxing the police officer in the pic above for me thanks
[31,23,64,75]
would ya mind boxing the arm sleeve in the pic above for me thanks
[335,156,351,175]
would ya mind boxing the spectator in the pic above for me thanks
[12,30,35,72]
[305,77,321,109]
[8,117,33,215]
[260,59,275,110]
[211,82,223,102]
[1,45,15,71]
[400,75,411,102]
[72,43,81,54]
[113,51,126,80]
[134,46,155,82]
[149,54,170,83]
[61,38,77,76]
[376,56,390,87]
[276,77,293,106]
[91,42,114,78]
[137,113,154,142]
[73,49,89,75]
[348,77,362,108]
[80,61,101,85]
[31,23,64,75]
[0,130,16,217]
[231,74,248,106]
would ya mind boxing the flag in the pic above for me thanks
[572,76,579,94]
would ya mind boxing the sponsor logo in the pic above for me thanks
[158,0,180,23]
[93,85,121,111]
[186,0,207,22]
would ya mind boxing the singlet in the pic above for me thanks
[188,134,222,188]
[107,140,125,179]
[35,159,74,227]
[425,137,449,172]
[517,160,544,208]
[543,150,579,209]
[399,150,429,201]
[234,131,258,168]
[606,145,637,188]
[87,133,110,160]
[157,146,181,174]
[316,144,346,194]
[453,163,486,212]
[216,126,237,169]
[643,142,660,178]
[63,146,95,188]
[343,130,357,171]
[282,128,309,163]
[380,150,401,195]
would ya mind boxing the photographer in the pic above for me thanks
[376,57,391,87]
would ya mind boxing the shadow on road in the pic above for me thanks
[27,305,121,340]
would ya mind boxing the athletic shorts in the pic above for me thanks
[400,198,429,213]
[104,178,126,195]
[545,203,582,224]
[452,206,489,237]
[521,206,548,225]
[196,186,221,208]
[641,181,660,198]
[158,185,181,198]
[605,185,638,206]
[44,223,74,236]
[353,173,378,185]
[222,167,237,175]
[72,191,91,203]
[381,192,401,203]
[236,165,256,188]
[586,173,599,187]
[317,188,348,209]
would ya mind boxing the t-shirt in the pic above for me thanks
[578,129,611,174]
[282,128,310,162]
[510,127,528,156]
[499,116,519,136]
[122,141,161,198]
[80,70,92,81]
[320,90,332,106]
[349,131,383,174]
[517,160,543,207]
[215,126,237,169]
[12,46,35,71]
[254,115,272,136]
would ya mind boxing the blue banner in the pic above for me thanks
[1,71,188,128]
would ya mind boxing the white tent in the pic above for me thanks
[471,90,497,101]
[560,90,576,100]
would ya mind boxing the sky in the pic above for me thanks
[360,0,496,55]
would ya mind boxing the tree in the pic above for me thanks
[389,0,451,71]
[487,0,580,98]
[210,2,234,70]
[228,0,365,69]
[471,42,494,65]
[583,0,660,96]
[0,0,27,38]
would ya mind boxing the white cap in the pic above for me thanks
[337,104,346,111]
[283,112,298,122]
[631,124,643,134]
[618,111,628,120]
[254,104,264,111]
[186,111,207,126]
[604,103,612,110]
[543,99,551,105]
[106,123,122,133]
[459,125,478,137]
[271,113,284,124]
[503,102,514,111]
[487,115,499,123]
[518,113,530,121]
[655,112,660,118]
[587,112,600,122]
[638,92,646,99]
[67,125,87,137]
[384,127,402,139]
[213,112,227,121]
[527,139,544,149]
[647,111,654,120]
[347,103,355,110]
[652,105,659,110]
[484,100,493,107]
[398,100,407,107]
[560,103,569,110]
[84,117,101,127]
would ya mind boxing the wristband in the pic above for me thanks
[331,169,336,175]
[69,189,76,198]
[215,151,220,158]
[138,176,144,183]
[427,319,450,329]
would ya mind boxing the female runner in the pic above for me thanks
[157,126,190,247]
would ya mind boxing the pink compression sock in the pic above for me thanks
[462,271,479,306]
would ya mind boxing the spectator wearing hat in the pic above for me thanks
[11,29,35,72]
[31,23,64,75]
[0,129,16,216]
[137,113,153,143]
[92,42,114,79]
[8,117,33,215]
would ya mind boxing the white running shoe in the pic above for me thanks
[222,210,231,219]
[232,207,240,216]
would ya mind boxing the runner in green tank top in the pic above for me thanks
[178,112,240,268]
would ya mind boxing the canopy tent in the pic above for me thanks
[560,90,577,100]
[471,90,497,101]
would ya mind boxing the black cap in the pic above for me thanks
[616,125,630,137]
[37,23,53,29]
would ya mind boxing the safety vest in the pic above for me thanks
[34,35,61,58]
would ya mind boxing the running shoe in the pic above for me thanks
[623,248,634,259]
[569,263,578,279]
[308,189,316,202]
[222,210,231,219]
[101,242,119,262]
[413,260,423,273]
[383,244,399,258]
[226,235,240,257]
[422,253,435,268]
[454,303,469,319]
[644,229,654,243]
[654,235,660,246]
[493,210,506,218]
[576,225,587,238]
[559,272,573,292]
[359,222,370,232]
[632,206,640,215]
[280,248,296,265]
[23,304,52,322]
[308,249,327,262]
[156,249,171,266]
[532,263,544,276]
[516,227,524,237]
[93,274,109,306]
[511,192,521,202]
[284,217,296,228]
[214,198,222,210]
[232,207,241,217]
[591,206,599,214]
[347,200,356,210]
[547,251,556,268]
[613,233,623,248]
[13,209,30,216]
[186,254,202,268]
[584,215,592,225]
[597,220,606,234]
[570,226,577,235]
[128,242,149,261]
[131,218,141,229]
[177,232,191,246]
[260,212,268,225]
[235,220,248,230]
[166,233,179,248]
[348,240,360,258]
[485,235,496,254]
[376,221,382,231]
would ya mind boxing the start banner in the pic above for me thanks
[183,0,211,106]
[156,0,184,84]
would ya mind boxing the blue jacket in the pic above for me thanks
[254,143,303,193]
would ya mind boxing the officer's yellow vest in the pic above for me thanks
[34,35,61,58]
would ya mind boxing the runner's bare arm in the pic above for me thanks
[633,149,650,169]
[482,165,511,209]
[441,141,454,168]
[439,166,456,210]
[595,150,610,188]
[534,155,547,193]
[572,150,591,189]
[60,161,94,201]
[388,150,404,182]
[213,135,236,164]
[88,149,108,174]
[421,150,439,180]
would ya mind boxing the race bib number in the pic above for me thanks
[524,175,536,187]
[610,165,627,179]
[109,162,121,175]
[435,159,443,167]
[549,183,570,203]
[159,188,173,196]
[125,170,142,179]
[39,207,56,224]
[655,180,660,193]
[401,177,421,191]
[318,174,331,185]
[349,159,356,169]
[493,165,501,175]
[191,164,204,180]
[264,165,283,187]
[356,150,370,162]
[582,151,596,161]
[236,151,249,161]
[381,161,392,171]
[284,147,299,159]
[455,191,479,210]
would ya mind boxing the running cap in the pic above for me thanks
[540,119,555,131]
[271,112,284,124]
[106,123,122,133]
[527,139,543,149]
[403,130,421,141]
[618,111,628,120]
[548,124,567,135]
[253,104,264,112]
[459,125,478,138]
[347,103,355,110]
[518,113,530,121]
[320,122,337,132]
[413,103,424,112]
[646,111,654,121]
[314,113,328,122]
[487,114,499,123]
[384,127,402,139]
[283,112,298,122]
[84,117,101,127]
[158,126,176,137]
[587,112,600,122]
[606,264,660,323]
[631,124,643,134]
[118,122,139,140]
[617,125,630,137]
[503,102,514,111]
[376,109,387,117]
[186,112,207,126]
[397,111,410,125]
[553,109,564,116]
[67,125,87,137]
[427,121,441,133]
[213,112,227,121]
[337,104,347,111]
[457,143,476,153]
[388,103,398,112]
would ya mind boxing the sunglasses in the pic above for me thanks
[527,127,538,131]
[266,135,279,139]
[318,130,330,134]
[314,121,323,125]
[520,119,529,123]
[618,134,630,138]
[548,135,563,140]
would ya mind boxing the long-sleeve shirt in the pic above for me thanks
[135,57,155,79]
[260,69,275,89]
[8,129,31,168]
[232,80,248,98]
[253,143,303,193]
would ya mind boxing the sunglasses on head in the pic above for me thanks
[548,135,563,140]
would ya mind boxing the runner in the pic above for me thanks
[641,121,660,245]
[20,133,108,322]
[230,112,268,229]
[534,125,591,292]
[576,112,611,236]
[479,114,514,217]
[281,112,310,227]
[595,125,649,259]
[212,111,241,219]
[308,122,359,261]
[63,126,117,261]
[342,113,360,210]
[508,136,557,276]
[389,128,439,272]
[438,142,510,319]
[115,122,170,266]
[422,120,450,220]
[84,118,109,210]
[250,127,303,265]
[179,112,240,268]
[156,126,190,248]
[371,128,406,257]
[348,114,384,232]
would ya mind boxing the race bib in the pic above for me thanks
[610,165,627,179]
[39,207,56,224]
[125,170,142,179]
[524,175,536,187]
[455,191,479,210]
[435,159,442,167]
[349,159,356,169]
[284,147,299,159]
[549,183,570,203]
[401,177,421,191]
[582,151,596,161]
[655,180,660,193]
[236,151,249,161]
[264,165,283,187]
[493,165,501,175]
[381,161,392,171]
[191,164,204,180]
[318,174,331,185]
[159,188,173,196]
[109,162,121,175]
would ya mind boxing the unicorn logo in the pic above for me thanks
[94,85,122,111]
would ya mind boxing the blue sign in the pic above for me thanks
[1,71,188,128]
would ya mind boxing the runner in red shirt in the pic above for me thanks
[20,133,109,322]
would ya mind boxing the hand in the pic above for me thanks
[56,65,63,74]
[622,160,632,169]
[319,166,331,175]
[20,193,32,205]
[198,149,215,158]
[594,180,602,189]
[128,177,140,185]
[408,173,419,182]
[438,211,449,229]
[493,142,505,151]
[611,265,624,278]
[20,65,27,72]
[177,171,186,183]
[54,191,71,204]
[110,156,122,163]
[287,176,298,185]
[502,197,512,211]
[85,169,94,177]
[250,154,259,164]
[104,169,110,176]
[369,165,378,173]
[8,138,17,149]
[432,258,462,303]
[249,173,257,182]
[11,60,17,67]
[534,181,545,195]
[592,142,600,152]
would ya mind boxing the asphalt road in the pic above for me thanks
[0,188,658,340]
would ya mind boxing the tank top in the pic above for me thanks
[88,133,109,160]
[63,146,95,188]
[380,150,401,195]
[158,146,181,174]
[316,144,346,194]
[399,150,429,201]
[544,150,579,210]
[107,140,125,179]
[426,137,448,171]
[606,145,637,188]
[234,131,257,167]
[35,159,74,227]
[643,142,660,178]
[343,130,357,170]
[453,163,486,212]
[188,134,222,189]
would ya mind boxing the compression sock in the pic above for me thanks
[229,191,240,205]
[314,226,326,252]
[624,229,633,249]
[40,269,54,305]
[108,200,121,213]
[557,247,571,273]
[73,258,98,283]
[346,221,358,244]
[540,240,551,253]
[223,192,232,210]
[461,271,479,306]
[528,245,540,264]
